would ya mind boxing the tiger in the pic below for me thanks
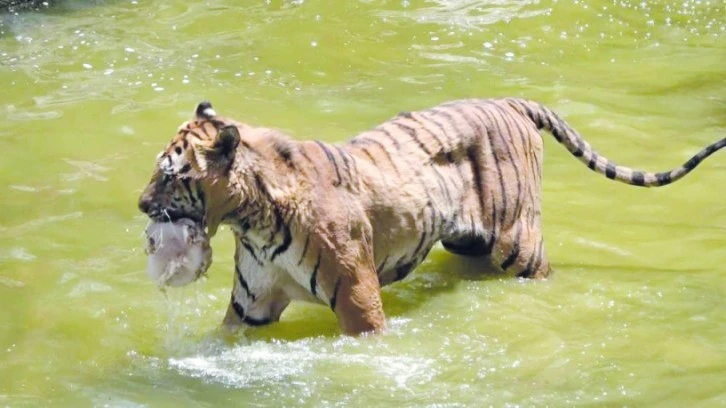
[137,98,725,336]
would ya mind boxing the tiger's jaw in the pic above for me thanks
[138,179,214,287]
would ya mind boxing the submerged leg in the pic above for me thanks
[332,271,386,335]
[493,217,551,279]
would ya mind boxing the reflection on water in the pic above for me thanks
[0,0,725,406]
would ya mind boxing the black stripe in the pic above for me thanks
[243,315,272,326]
[501,103,539,212]
[631,171,645,186]
[500,222,523,271]
[188,129,205,142]
[517,99,543,129]
[240,218,251,232]
[273,140,295,169]
[335,146,354,184]
[587,152,599,170]
[572,135,587,158]
[298,148,321,175]
[394,261,414,282]
[241,241,262,265]
[429,108,461,157]
[431,167,453,207]
[231,297,245,318]
[656,172,672,186]
[197,186,206,209]
[344,148,359,184]
[179,163,192,174]
[409,111,448,158]
[297,234,310,266]
[683,156,700,170]
[253,173,271,200]
[315,141,342,186]
[199,123,211,138]
[262,210,284,254]
[488,104,524,220]
[430,108,467,184]
[501,248,519,271]
[467,144,486,217]
[351,137,401,177]
[424,113,457,162]
[538,104,560,142]
[377,128,402,150]
[605,162,617,179]
[472,106,508,228]
[391,122,432,155]
[484,202,498,255]
[452,108,487,219]
[530,240,545,278]
[376,255,389,273]
[413,206,431,256]
[181,178,197,205]
[329,278,342,311]
[517,239,543,279]
[270,222,292,262]
[235,265,256,301]
[355,145,378,165]
[310,252,321,296]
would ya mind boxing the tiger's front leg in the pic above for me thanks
[313,228,386,336]
[222,237,291,330]
[332,269,386,335]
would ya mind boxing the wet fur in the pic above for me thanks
[138,98,725,335]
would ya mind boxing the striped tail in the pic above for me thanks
[508,98,726,187]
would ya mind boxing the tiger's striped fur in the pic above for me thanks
[138,98,725,335]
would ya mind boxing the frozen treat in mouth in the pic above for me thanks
[144,219,212,288]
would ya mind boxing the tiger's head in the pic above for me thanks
[138,102,246,282]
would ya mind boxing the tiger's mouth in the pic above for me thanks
[147,208,205,226]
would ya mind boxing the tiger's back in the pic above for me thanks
[345,98,550,283]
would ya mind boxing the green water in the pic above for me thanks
[1,0,725,406]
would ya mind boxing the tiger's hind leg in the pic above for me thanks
[493,217,552,279]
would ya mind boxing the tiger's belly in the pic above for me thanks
[374,235,439,287]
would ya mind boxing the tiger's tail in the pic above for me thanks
[507,98,726,187]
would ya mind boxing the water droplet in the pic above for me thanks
[311,41,318,47]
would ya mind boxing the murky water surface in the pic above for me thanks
[1,0,725,406]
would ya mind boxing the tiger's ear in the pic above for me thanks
[198,125,240,172]
[216,125,240,157]
[196,101,216,121]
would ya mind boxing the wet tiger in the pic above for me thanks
[137,98,725,335]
